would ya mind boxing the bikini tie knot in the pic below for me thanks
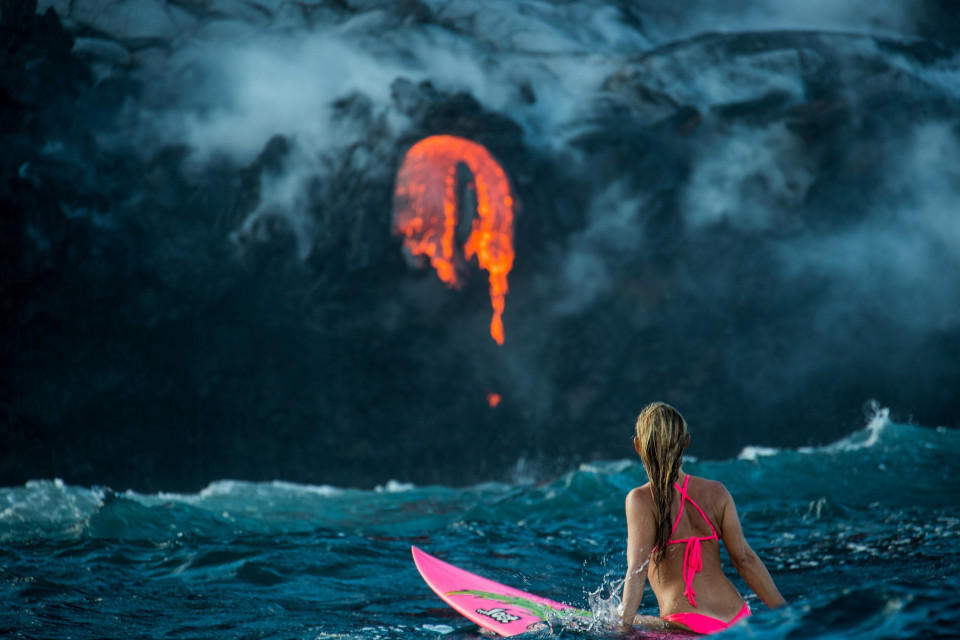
[682,537,702,607]
[666,477,719,609]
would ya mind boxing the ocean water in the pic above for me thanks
[3,407,959,639]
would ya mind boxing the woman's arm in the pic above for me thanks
[718,485,786,608]
[620,487,655,629]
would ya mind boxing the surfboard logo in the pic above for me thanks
[449,588,589,621]
[475,607,521,624]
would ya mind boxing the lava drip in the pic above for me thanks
[393,135,515,345]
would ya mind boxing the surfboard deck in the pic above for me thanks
[412,545,591,636]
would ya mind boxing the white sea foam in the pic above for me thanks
[578,459,634,475]
[145,479,345,510]
[420,624,454,634]
[374,480,416,493]
[737,403,892,460]
[737,446,780,461]
[0,479,104,540]
[823,404,889,452]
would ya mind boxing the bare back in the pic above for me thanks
[642,475,743,620]
[622,413,787,633]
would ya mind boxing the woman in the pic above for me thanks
[620,402,785,634]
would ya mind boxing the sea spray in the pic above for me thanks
[587,570,629,631]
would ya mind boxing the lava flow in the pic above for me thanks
[393,135,515,345]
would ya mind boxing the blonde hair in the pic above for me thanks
[635,402,688,565]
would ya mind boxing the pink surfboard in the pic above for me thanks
[411,545,591,636]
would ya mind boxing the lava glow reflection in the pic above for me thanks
[393,135,515,345]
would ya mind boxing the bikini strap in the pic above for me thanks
[668,475,689,536]
[669,475,719,608]
[689,498,718,539]
[672,475,718,539]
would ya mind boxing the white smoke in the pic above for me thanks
[51,0,647,159]
[552,182,652,316]
[230,143,319,261]
[162,33,401,164]
[37,0,958,318]
[682,122,814,231]
[48,0,646,255]
[780,120,960,332]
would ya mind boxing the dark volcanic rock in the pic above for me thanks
[1,8,958,492]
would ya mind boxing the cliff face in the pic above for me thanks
[3,2,959,491]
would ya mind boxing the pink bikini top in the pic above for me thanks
[664,475,718,607]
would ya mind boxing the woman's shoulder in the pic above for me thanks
[625,482,653,505]
[624,483,654,521]
[688,475,733,502]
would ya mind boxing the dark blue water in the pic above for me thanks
[3,407,959,639]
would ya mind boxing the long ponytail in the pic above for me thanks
[634,402,688,566]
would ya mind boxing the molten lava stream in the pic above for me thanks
[393,135,515,345]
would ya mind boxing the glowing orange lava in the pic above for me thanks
[487,392,502,408]
[393,135,515,345]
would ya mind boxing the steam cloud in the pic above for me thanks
[21,0,960,482]
[85,0,957,372]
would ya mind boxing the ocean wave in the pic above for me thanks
[738,402,891,461]
[0,479,104,541]
[2,408,956,542]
